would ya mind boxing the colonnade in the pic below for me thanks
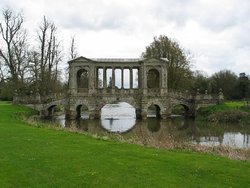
[96,67,139,89]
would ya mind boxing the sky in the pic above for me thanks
[1,0,250,76]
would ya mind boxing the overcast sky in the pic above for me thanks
[1,0,250,76]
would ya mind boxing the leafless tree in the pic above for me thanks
[0,8,26,84]
[69,36,78,60]
[36,16,62,94]
[27,50,40,85]
[0,60,5,82]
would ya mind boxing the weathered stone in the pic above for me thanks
[64,56,220,120]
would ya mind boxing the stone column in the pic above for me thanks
[112,67,115,89]
[89,66,95,95]
[121,67,124,89]
[103,67,107,88]
[130,68,133,89]
[142,65,147,95]
[69,65,77,95]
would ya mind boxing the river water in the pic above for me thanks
[50,102,250,149]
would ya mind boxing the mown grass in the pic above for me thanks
[0,102,250,187]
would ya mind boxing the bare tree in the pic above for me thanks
[69,36,78,60]
[27,50,40,85]
[0,8,25,84]
[36,16,62,94]
[0,61,5,82]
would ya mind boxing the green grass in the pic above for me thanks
[197,101,250,123]
[0,102,250,187]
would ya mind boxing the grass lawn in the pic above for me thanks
[0,102,250,187]
[197,101,250,123]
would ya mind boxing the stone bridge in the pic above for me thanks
[13,56,223,119]
[64,56,223,119]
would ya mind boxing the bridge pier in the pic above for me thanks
[89,110,100,119]
[160,113,168,120]
[65,109,78,120]
[135,108,142,119]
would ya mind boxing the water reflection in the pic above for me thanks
[48,115,250,149]
[101,118,136,133]
[101,102,136,132]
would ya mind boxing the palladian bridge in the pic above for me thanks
[64,56,223,120]
[13,56,223,119]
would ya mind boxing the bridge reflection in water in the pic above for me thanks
[51,115,250,149]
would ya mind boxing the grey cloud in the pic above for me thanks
[49,2,130,31]
[59,14,123,30]
[153,0,250,32]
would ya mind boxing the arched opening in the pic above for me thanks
[47,105,56,117]
[77,69,89,89]
[147,104,161,119]
[147,69,160,88]
[171,104,189,118]
[76,104,89,119]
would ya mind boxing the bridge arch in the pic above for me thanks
[77,68,89,89]
[41,99,66,118]
[47,105,57,117]
[171,103,190,117]
[76,104,89,119]
[147,68,160,88]
[146,101,165,119]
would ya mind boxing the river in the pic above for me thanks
[48,102,250,149]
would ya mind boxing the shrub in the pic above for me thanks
[207,110,250,123]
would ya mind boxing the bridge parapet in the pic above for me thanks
[13,91,66,105]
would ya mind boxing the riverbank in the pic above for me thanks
[197,101,250,123]
[0,101,250,187]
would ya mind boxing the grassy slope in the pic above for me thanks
[0,102,250,187]
[197,101,250,122]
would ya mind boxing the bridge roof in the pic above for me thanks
[90,58,145,62]
[68,56,168,63]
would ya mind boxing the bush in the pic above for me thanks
[207,110,250,123]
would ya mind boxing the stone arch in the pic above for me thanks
[171,103,190,117]
[76,104,89,119]
[146,100,164,119]
[147,68,160,88]
[47,105,57,117]
[77,69,89,89]
[147,104,161,118]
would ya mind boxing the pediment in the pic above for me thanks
[68,56,93,64]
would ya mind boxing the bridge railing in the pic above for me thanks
[168,91,223,104]
[95,88,140,95]
[13,92,66,104]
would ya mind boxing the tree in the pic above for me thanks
[141,35,192,91]
[210,70,238,99]
[0,8,28,89]
[190,70,210,93]
[35,16,63,95]
[238,73,249,99]
[69,36,78,60]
